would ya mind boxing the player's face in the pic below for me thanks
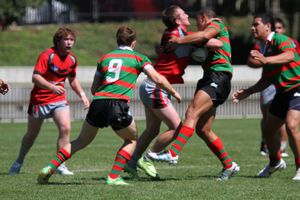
[58,34,75,54]
[275,22,286,34]
[251,17,270,40]
[196,14,206,31]
[175,8,190,27]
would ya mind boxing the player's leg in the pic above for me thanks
[168,90,213,158]
[285,109,300,180]
[148,103,181,153]
[52,106,73,175]
[37,120,99,184]
[258,112,286,177]
[138,104,181,177]
[128,106,161,168]
[260,103,270,156]
[9,114,44,175]
[279,123,289,157]
[106,120,137,185]
[195,108,239,180]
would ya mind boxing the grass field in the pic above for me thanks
[0,119,299,200]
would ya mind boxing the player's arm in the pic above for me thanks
[232,78,270,103]
[32,73,66,95]
[250,50,294,65]
[68,76,90,109]
[204,38,222,51]
[91,69,103,95]
[145,66,181,103]
[170,27,218,45]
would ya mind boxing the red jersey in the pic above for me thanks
[30,47,77,105]
[154,26,193,84]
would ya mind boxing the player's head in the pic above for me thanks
[251,13,274,40]
[116,26,136,47]
[53,27,76,48]
[162,5,190,29]
[196,8,216,31]
[274,17,286,34]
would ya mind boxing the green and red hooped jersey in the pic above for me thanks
[262,33,300,92]
[202,19,233,74]
[93,47,152,102]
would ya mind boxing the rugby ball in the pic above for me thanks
[191,47,208,63]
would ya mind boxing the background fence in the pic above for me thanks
[0,82,260,122]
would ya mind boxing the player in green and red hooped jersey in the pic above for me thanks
[37,25,181,185]
[233,13,300,180]
[152,8,240,181]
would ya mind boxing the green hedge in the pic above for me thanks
[0,17,254,66]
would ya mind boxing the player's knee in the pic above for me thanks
[286,121,299,135]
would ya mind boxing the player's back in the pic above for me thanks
[94,47,151,102]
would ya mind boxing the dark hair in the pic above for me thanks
[274,17,286,28]
[197,8,217,18]
[116,26,136,46]
[53,27,76,47]
[162,5,181,29]
[254,13,275,31]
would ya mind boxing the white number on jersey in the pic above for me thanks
[106,59,122,83]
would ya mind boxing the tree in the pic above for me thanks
[0,0,44,30]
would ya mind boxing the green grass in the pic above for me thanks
[0,119,299,200]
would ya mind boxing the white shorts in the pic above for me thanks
[28,100,69,119]
[260,84,276,106]
[139,78,171,109]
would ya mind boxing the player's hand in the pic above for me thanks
[0,80,9,95]
[172,91,182,103]
[51,85,66,95]
[81,95,90,110]
[166,36,179,52]
[232,89,250,103]
[250,50,267,65]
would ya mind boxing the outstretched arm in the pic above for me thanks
[145,67,181,103]
[232,78,270,103]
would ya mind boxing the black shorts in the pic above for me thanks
[86,99,133,130]
[269,87,300,119]
[195,71,232,107]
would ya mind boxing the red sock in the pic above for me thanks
[208,137,232,169]
[108,149,131,179]
[169,125,194,157]
[49,148,71,173]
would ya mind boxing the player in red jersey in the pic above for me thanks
[233,14,300,180]
[0,79,9,95]
[147,8,240,181]
[125,5,223,179]
[9,27,90,176]
[37,26,181,185]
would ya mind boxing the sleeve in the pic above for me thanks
[140,54,153,73]
[275,35,295,53]
[207,21,221,33]
[293,39,300,55]
[68,55,77,78]
[33,52,49,75]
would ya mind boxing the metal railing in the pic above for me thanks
[0,82,261,122]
